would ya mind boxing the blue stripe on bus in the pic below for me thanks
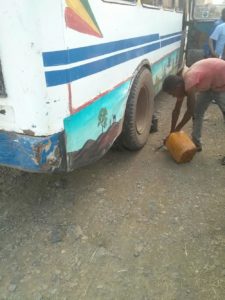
[160,35,182,47]
[43,34,160,67]
[44,32,182,87]
[160,31,182,39]
[45,42,160,86]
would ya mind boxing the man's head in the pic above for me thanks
[221,8,225,22]
[162,75,185,98]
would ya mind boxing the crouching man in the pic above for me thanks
[162,58,225,164]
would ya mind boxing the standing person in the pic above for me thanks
[204,8,225,58]
[209,8,225,58]
[212,8,225,31]
[162,58,225,164]
[209,22,225,59]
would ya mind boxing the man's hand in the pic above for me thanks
[208,37,219,58]
[163,134,171,145]
[174,92,195,131]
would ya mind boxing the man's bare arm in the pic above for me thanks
[174,92,195,131]
[170,98,183,132]
[209,38,218,57]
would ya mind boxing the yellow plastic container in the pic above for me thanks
[165,131,197,163]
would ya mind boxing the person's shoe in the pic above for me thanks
[221,156,225,165]
[223,112,225,123]
[150,114,158,133]
[195,144,202,152]
[192,139,202,152]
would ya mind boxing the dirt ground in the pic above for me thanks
[0,93,225,300]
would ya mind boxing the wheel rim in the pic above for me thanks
[136,86,149,135]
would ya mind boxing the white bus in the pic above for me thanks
[0,0,185,172]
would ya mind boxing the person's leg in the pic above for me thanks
[214,91,225,122]
[192,91,212,151]
[221,157,225,165]
[214,91,225,164]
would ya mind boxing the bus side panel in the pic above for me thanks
[0,0,72,138]
[151,50,181,95]
[43,0,183,171]
[63,48,181,171]
[59,1,183,109]
[64,80,131,170]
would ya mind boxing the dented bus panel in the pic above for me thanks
[0,131,66,172]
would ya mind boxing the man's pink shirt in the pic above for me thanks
[183,58,225,92]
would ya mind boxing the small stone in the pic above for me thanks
[53,179,66,189]
[36,294,44,300]
[97,285,104,289]
[3,210,8,218]
[50,288,57,295]
[54,181,62,188]
[42,284,48,290]
[67,225,84,240]
[215,227,222,231]
[8,284,17,292]
[50,226,65,243]
[96,246,109,257]
[171,272,179,279]
[69,281,78,288]
[134,244,144,257]
[74,225,83,240]
[81,235,88,241]
[214,260,220,267]
[96,188,106,194]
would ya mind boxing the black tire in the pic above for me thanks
[119,68,154,150]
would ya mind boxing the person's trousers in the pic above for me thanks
[192,90,225,144]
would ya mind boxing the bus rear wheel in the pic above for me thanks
[119,68,154,150]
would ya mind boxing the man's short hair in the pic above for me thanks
[162,75,183,93]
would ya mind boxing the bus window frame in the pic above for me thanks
[141,0,161,10]
[102,0,137,5]
[162,0,175,11]
[175,0,184,13]
[192,0,225,21]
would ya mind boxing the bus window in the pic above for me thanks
[175,0,184,12]
[141,0,162,8]
[194,0,224,19]
[163,0,174,10]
